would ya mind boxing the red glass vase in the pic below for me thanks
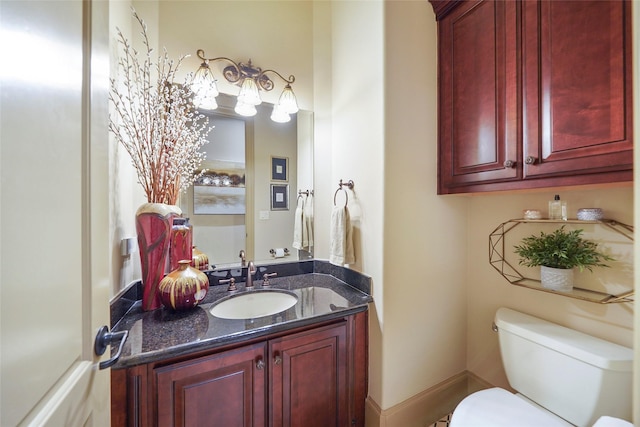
[136,203,181,311]
[170,217,193,271]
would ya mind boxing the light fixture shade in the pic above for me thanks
[194,92,218,111]
[270,104,291,123]
[237,78,262,106]
[234,100,257,117]
[277,84,299,114]
[192,63,219,110]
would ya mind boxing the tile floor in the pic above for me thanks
[430,413,452,427]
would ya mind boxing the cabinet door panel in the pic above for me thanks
[438,0,519,192]
[523,0,633,178]
[269,323,348,427]
[155,342,267,427]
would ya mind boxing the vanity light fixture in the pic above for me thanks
[192,49,299,123]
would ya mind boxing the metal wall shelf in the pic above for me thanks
[489,219,634,304]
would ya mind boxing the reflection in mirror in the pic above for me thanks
[179,94,313,268]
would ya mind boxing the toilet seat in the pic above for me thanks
[450,388,573,427]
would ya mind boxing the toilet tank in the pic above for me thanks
[495,308,632,427]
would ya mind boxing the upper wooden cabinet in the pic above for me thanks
[431,0,633,194]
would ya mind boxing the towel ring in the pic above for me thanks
[333,179,354,207]
[334,188,348,207]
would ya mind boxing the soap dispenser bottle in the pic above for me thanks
[548,195,567,220]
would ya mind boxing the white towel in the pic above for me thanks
[292,197,304,249]
[303,194,314,247]
[329,205,355,265]
[592,417,633,427]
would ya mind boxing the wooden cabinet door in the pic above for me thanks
[437,0,519,193]
[522,0,633,179]
[155,342,267,427]
[269,322,349,427]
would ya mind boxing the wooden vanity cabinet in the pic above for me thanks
[432,0,633,194]
[111,312,368,427]
[269,323,349,426]
[155,342,268,427]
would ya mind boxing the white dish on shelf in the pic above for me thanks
[577,208,604,221]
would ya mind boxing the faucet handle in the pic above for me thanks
[219,277,237,292]
[239,250,246,266]
[262,272,277,286]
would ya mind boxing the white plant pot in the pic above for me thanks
[540,266,574,292]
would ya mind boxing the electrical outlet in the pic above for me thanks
[120,237,137,257]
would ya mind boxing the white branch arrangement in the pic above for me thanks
[109,10,210,205]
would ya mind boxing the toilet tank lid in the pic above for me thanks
[495,308,632,372]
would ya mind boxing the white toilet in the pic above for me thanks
[450,307,633,427]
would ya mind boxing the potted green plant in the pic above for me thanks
[514,226,613,291]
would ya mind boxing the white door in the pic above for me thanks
[1,1,112,426]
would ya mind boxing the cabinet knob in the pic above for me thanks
[256,358,265,370]
[274,354,283,365]
[503,160,516,168]
[525,156,537,165]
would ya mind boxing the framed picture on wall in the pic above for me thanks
[271,184,289,211]
[271,156,288,181]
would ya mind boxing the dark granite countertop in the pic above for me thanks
[110,260,372,368]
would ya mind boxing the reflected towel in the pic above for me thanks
[303,194,314,247]
[292,197,304,249]
[329,205,355,265]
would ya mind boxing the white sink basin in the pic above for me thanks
[210,290,298,319]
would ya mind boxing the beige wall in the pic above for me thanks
[327,0,638,421]
[109,0,154,295]
[381,0,468,410]
[466,186,635,389]
[109,0,639,423]
[323,0,388,407]
[158,0,313,111]
[110,1,314,294]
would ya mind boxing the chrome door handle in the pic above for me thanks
[94,325,129,370]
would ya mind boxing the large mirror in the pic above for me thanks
[178,94,313,268]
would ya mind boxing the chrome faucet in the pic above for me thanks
[245,261,257,289]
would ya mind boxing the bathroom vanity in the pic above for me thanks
[109,261,372,427]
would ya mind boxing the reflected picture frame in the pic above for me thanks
[271,156,288,181]
[271,184,289,211]
[192,161,246,215]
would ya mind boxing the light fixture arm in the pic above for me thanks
[196,49,295,92]
[259,69,296,86]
